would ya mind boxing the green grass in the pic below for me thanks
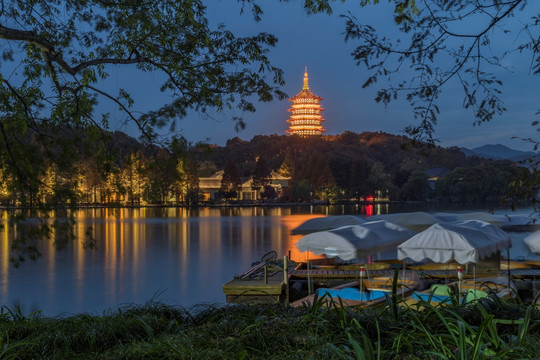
[1,294,540,359]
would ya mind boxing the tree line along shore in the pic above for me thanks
[0,130,533,209]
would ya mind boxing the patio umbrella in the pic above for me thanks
[296,220,415,262]
[524,230,540,254]
[291,215,365,235]
[493,214,534,226]
[397,220,511,264]
[434,212,502,225]
[296,220,416,296]
[397,220,512,288]
[369,211,441,231]
[494,215,538,233]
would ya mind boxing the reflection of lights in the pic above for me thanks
[280,215,326,262]
[366,205,374,217]
[1,213,8,291]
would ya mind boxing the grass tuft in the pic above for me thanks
[0,294,540,359]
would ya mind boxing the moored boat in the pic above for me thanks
[290,274,420,308]
[338,262,391,271]
[405,276,515,307]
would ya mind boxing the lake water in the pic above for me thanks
[0,204,536,316]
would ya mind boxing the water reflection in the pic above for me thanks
[0,204,524,316]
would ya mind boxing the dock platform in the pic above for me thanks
[290,268,540,280]
[222,260,299,304]
[224,264,540,305]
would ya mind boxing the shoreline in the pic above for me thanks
[0,199,521,211]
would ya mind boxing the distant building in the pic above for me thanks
[199,171,290,201]
[286,67,326,136]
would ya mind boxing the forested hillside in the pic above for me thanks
[0,129,528,206]
[196,131,528,204]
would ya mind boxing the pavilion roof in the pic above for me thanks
[289,88,323,101]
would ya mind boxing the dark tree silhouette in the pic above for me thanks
[251,157,271,193]
[220,157,242,200]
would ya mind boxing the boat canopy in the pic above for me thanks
[369,211,440,231]
[397,220,511,264]
[524,230,540,254]
[291,215,365,235]
[296,220,415,262]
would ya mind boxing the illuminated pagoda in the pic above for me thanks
[286,67,326,136]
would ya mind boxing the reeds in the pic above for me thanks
[0,291,539,359]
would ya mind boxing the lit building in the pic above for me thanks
[286,67,326,136]
[198,171,290,201]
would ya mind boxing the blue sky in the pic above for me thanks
[108,1,540,151]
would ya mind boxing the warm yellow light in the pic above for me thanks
[285,69,326,136]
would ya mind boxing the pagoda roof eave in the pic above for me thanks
[289,89,323,101]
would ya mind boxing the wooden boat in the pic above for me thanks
[338,262,391,271]
[500,260,532,270]
[361,275,418,291]
[290,274,419,308]
[303,258,391,271]
[290,281,392,308]
[405,276,515,307]
[524,260,540,268]
[408,262,462,271]
[305,257,339,270]
[458,277,515,299]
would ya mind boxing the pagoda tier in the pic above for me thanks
[286,68,326,136]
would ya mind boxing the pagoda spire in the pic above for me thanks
[303,66,309,90]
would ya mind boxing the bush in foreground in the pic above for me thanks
[0,295,540,359]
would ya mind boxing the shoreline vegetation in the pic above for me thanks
[1,291,540,359]
[0,199,523,211]
[0,132,532,210]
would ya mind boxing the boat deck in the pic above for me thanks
[224,264,540,305]
[290,268,540,279]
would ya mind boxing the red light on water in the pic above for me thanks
[366,204,373,217]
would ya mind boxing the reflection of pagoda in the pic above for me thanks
[286,67,326,136]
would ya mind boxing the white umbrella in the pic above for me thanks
[296,220,415,262]
[507,232,540,259]
[524,230,540,254]
[398,220,512,290]
[397,220,511,264]
[434,212,502,225]
[369,211,440,231]
[291,215,365,235]
[493,214,534,226]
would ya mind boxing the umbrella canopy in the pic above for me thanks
[295,220,416,261]
[369,211,440,231]
[493,214,534,226]
[524,230,540,254]
[434,212,502,225]
[507,232,540,260]
[291,215,365,235]
[397,220,511,264]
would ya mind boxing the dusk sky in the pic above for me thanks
[108,1,540,152]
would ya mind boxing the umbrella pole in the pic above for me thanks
[457,267,463,304]
[473,264,477,294]
[359,266,365,301]
[307,258,312,296]
[506,248,511,289]
[402,260,406,288]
